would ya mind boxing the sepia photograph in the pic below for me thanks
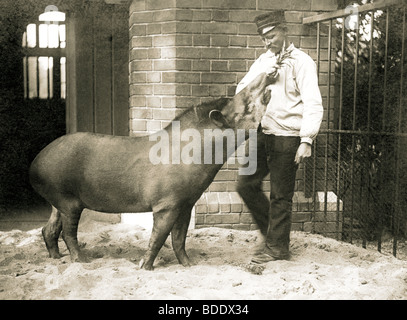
[0,0,406,303]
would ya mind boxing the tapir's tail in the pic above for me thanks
[29,155,46,198]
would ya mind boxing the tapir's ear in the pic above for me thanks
[209,110,229,128]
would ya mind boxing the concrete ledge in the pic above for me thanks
[120,211,154,230]
[120,207,196,231]
[194,191,343,237]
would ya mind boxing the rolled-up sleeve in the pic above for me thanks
[236,59,262,94]
[295,55,324,144]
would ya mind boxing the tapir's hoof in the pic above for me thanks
[49,252,63,259]
[180,259,192,267]
[177,253,192,267]
[139,258,154,271]
[71,252,90,263]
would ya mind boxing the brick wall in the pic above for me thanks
[128,0,339,234]
[195,191,342,237]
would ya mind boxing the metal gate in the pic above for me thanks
[303,0,407,257]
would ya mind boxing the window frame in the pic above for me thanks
[22,18,66,100]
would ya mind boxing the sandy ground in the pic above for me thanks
[1,215,407,300]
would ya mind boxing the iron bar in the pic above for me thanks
[47,57,51,99]
[21,47,66,56]
[312,140,317,235]
[349,13,360,244]
[54,57,61,99]
[319,129,407,137]
[393,7,406,257]
[336,18,346,240]
[36,24,40,98]
[111,12,115,135]
[317,23,321,75]
[362,10,375,250]
[359,162,365,248]
[323,20,333,234]
[24,56,29,99]
[377,9,391,253]
[382,9,390,132]
[368,11,374,132]
[311,22,321,235]
[92,15,96,133]
[303,0,406,24]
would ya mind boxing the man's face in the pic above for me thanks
[262,27,287,54]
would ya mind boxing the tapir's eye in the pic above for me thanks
[246,103,254,113]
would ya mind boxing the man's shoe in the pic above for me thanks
[250,250,290,264]
[250,252,278,264]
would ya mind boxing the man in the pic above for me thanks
[236,11,323,263]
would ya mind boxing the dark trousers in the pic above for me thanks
[237,129,299,258]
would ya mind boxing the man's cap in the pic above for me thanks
[254,10,286,36]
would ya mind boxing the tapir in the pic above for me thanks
[29,72,272,270]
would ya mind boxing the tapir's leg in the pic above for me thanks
[42,206,63,258]
[60,206,85,262]
[171,208,192,267]
[140,208,180,270]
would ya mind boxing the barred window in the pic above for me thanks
[22,7,66,99]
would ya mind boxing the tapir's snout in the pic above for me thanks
[209,73,272,130]
[219,73,270,130]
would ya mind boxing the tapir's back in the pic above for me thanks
[29,132,150,208]
[30,133,92,199]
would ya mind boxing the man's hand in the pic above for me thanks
[295,142,312,164]
[265,65,281,81]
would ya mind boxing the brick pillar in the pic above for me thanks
[128,0,339,231]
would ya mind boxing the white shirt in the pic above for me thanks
[236,44,323,145]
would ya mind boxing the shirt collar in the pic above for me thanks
[285,43,295,53]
